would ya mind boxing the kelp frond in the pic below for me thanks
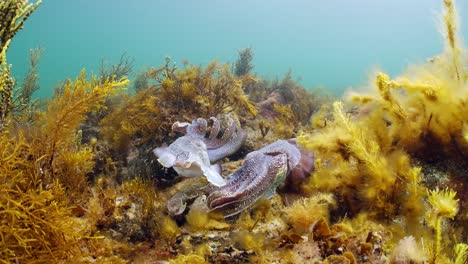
[0,0,42,130]
[158,60,257,117]
[0,133,84,262]
[442,0,462,81]
[32,70,128,197]
[38,70,127,152]
[0,0,42,62]
[0,69,129,261]
[454,243,468,264]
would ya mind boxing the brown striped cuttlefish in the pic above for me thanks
[153,117,315,218]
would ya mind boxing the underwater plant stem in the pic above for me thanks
[443,0,462,81]
[434,216,442,263]
[0,40,10,69]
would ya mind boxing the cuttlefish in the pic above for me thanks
[166,138,315,218]
[153,117,246,187]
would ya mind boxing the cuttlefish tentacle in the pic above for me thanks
[207,118,247,162]
[167,180,213,215]
[207,131,247,163]
[187,118,208,137]
[205,119,235,148]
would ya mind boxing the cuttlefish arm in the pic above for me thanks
[208,117,221,141]
[168,117,247,163]
[205,117,247,163]
[206,129,247,163]
[170,117,246,163]
[167,179,213,215]
[171,121,191,135]
[171,118,208,137]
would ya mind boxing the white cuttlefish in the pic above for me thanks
[153,117,247,187]
[153,135,226,186]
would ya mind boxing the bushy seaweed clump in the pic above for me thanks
[297,0,467,262]
[0,0,42,130]
[0,70,129,262]
[231,48,331,143]
[244,70,331,142]
[17,47,44,104]
[234,47,254,77]
[0,7,135,260]
[99,59,258,182]
[102,59,257,147]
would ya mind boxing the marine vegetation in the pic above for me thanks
[0,0,467,263]
[132,67,151,92]
[102,59,256,150]
[1,7,133,261]
[0,71,129,262]
[295,0,468,262]
[245,70,332,143]
[234,47,254,77]
[0,0,42,62]
[98,51,134,83]
[0,0,42,130]
[17,46,44,104]
[11,46,44,124]
[100,59,258,183]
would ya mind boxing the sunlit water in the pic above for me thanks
[7,0,468,98]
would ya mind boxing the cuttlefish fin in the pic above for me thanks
[201,164,226,187]
[212,163,222,175]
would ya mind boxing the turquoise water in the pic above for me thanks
[7,0,468,98]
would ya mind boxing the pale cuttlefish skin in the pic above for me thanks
[153,117,247,187]
[167,138,315,218]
